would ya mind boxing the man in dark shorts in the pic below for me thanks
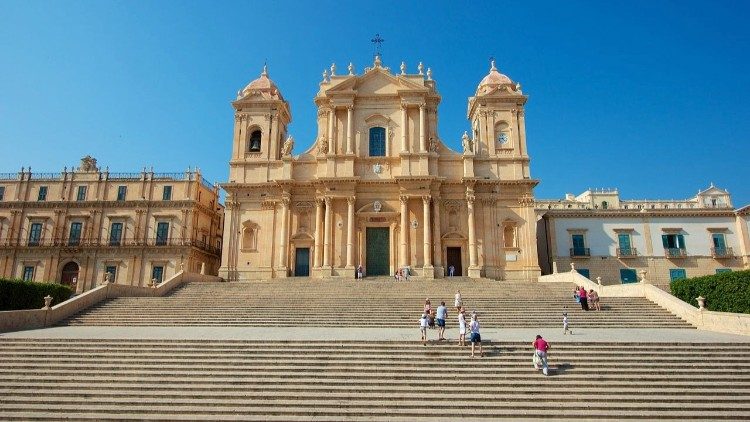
[436,301,448,340]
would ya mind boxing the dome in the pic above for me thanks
[237,65,284,100]
[475,60,516,95]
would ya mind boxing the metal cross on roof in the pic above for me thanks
[371,33,385,56]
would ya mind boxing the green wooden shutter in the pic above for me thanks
[662,235,669,248]
[677,234,685,249]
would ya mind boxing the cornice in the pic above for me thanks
[540,208,738,218]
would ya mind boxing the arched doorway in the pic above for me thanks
[60,261,79,287]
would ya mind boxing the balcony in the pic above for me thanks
[570,247,590,258]
[711,247,734,259]
[665,248,687,258]
[3,237,221,255]
[616,247,638,258]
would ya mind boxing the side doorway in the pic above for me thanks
[294,248,310,277]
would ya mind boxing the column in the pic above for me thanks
[323,197,332,267]
[419,104,426,152]
[346,196,355,267]
[346,105,353,154]
[278,196,290,271]
[314,199,323,267]
[422,196,432,267]
[401,103,408,152]
[399,195,409,268]
[432,198,442,268]
[467,193,478,268]
[518,109,527,156]
[327,108,335,154]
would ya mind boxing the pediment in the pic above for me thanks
[441,231,467,240]
[697,186,729,196]
[326,68,426,96]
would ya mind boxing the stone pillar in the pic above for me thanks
[327,109,335,154]
[419,104,426,152]
[278,196,290,273]
[518,109,527,156]
[401,103,408,152]
[432,198,442,269]
[467,193,478,270]
[314,199,323,267]
[323,197,332,267]
[399,195,409,268]
[422,196,432,269]
[346,196,355,268]
[346,105,354,154]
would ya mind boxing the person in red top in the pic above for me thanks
[532,334,550,376]
[578,286,589,311]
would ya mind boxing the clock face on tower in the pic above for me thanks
[498,132,509,145]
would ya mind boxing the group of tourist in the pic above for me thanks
[573,286,601,311]
[419,290,552,375]
[419,291,483,358]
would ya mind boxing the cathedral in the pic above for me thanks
[219,56,541,281]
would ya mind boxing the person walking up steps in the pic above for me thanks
[578,286,589,311]
[436,301,448,341]
[419,313,429,346]
[458,307,467,347]
[454,290,462,311]
[469,312,483,358]
[533,334,550,376]
[563,311,571,335]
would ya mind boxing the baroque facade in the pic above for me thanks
[220,58,541,281]
[536,186,750,287]
[0,157,224,293]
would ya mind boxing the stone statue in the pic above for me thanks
[79,155,98,172]
[281,135,294,157]
[461,131,473,154]
[317,137,329,155]
[429,137,438,152]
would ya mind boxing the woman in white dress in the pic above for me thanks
[454,290,462,311]
[457,307,467,347]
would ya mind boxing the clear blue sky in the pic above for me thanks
[1,1,748,205]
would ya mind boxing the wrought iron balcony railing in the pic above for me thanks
[665,248,687,258]
[2,237,220,255]
[570,247,590,257]
[616,247,638,258]
[711,247,734,258]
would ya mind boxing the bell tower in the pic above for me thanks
[230,65,292,183]
[467,60,529,176]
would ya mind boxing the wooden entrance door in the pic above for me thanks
[446,247,462,276]
[366,227,390,276]
[294,248,310,277]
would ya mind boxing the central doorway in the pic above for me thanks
[366,227,390,276]
[294,248,310,277]
[446,247,462,276]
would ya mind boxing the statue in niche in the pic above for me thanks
[429,137,438,152]
[79,155,98,172]
[317,137,329,155]
[281,135,294,157]
[461,131,473,154]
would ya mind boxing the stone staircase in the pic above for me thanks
[62,279,693,328]
[0,338,748,420]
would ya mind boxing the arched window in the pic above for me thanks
[369,127,385,157]
[242,225,258,251]
[503,224,516,248]
[248,130,262,152]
